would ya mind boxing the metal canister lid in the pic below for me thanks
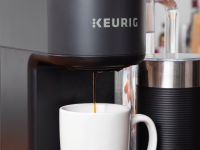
[137,53,200,88]
[145,53,200,61]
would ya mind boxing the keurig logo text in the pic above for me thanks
[92,18,138,28]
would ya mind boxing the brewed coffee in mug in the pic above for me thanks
[59,103,157,150]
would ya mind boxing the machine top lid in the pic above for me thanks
[145,53,200,61]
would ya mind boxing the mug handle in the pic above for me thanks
[131,114,157,150]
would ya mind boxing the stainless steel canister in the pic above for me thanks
[137,53,200,88]
[135,53,200,150]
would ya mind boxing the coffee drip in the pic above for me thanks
[93,72,97,113]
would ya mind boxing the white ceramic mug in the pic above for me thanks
[60,103,157,150]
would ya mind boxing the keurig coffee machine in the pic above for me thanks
[0,0,146,150]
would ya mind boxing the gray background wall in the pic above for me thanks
[0,0,48,52]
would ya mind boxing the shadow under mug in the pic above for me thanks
[59,103,157,150]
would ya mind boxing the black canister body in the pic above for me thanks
[136,86,200,150]
[136,54,200,150]
[48,0,145,70]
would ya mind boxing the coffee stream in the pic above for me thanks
[93,72,97,113]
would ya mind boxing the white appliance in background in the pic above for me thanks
[155,0,191,52]
[180,24,188,53]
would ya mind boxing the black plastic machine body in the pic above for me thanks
[0,0,145,150]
